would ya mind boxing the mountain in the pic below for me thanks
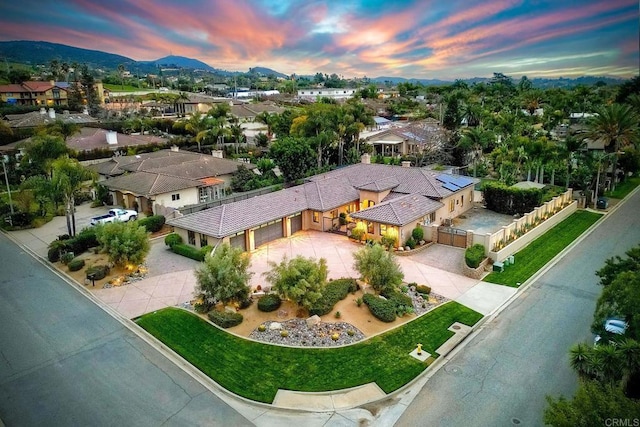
[249,67,288,79]
[0,40,137,70]
[372,76,450,85]
[141,55,217,72]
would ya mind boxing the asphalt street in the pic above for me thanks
[395,188,640,426]
[0,233,253,427]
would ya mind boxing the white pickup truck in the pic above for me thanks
[90,208,138,226]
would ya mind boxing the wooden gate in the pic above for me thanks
[437,226,467,248]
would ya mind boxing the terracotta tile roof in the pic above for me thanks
[350,193,443,226]
[101,171,201,196]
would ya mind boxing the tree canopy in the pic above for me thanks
[95,221,150,268]
[263,255,327,310]
[353,244,404,293]
[195,243,252,306]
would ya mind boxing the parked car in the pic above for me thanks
[594,317,628,346]
[90,208,138,226]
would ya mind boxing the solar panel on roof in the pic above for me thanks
[436,174,455,184]
[449,175,473,187]
[442,183,459,192]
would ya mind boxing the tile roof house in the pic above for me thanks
[167,155,476,252]
[363,119,447,157]
[0,81,68,106]
[89,148,255,216]
[3,108,97,129]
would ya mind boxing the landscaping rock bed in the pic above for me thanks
[406,287,449,316]
[249,319,366,347]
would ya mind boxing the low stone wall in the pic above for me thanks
[394,241,434,257]
[461,257,491,279]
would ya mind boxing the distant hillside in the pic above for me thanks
[249,67,288,78]
[0,40,137,70]
[372,75,625,88]
[141,55,217,72]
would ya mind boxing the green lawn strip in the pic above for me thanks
[484,210,601,287]
[136,302,482,403]
[604,177,640,200]
[103,83,144,92]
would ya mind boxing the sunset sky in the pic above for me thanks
[1,0,637,79]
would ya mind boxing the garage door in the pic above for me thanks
[254,220,283,248]
[230,232,246,251]
[290,213,302,234]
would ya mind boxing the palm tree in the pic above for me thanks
[585,103,639,189]
[255,111,275,141]
[47,120,80,142]
[569,342,592,379]
[618,338,640,390]
[458,127,491,177]
[51,157,94,236]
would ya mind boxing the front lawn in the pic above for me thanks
[136,302,482,403]
[605,176,640,200]
[484,210,601,287]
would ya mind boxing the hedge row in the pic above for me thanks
[171,243,206,261]
[207,310,243,328]
[465,244,486,268]
[258,294,282,312]
[309,278,358,316]
[47,227,99,262]
[382,289,414,316]
[482,181,543,215]
[138,215,166,233]
[363,293,397,322]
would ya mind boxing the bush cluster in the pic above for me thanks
[465,244,486,268]
[412,227,424,242]
[164,233,183,248]
[86,265,110,281]
[482,181,543,215]
[171,243,206,261]
[207,310,243,328]
[405,237,416,249]
[48,228,99,262]
[416,284,431,295]
[138,215,165,233]
[60,252,75,265]
[68,258,86,272]
[257,294,282,312]
[363,293,397,322]
[382,289,414,316]
[309,278,358,316]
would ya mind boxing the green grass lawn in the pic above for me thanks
[484,210,601,287]
[103,83,145,92]
[605,176,640,200]
[136,302,482,403]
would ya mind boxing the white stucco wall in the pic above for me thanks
[154,188,199,212]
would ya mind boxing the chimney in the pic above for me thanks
[48,108,55,119]
[40,107,46,115]
[106,130,118,145]
[170,145,179,152]
[49,80,55,86]
[401,161,411,168]
[361,153,371,164]
[211,150,223,159]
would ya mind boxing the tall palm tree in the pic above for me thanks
[458,127,491,177]
[51,157,94,236]
[255,111,275,141]
[569,342,592,379]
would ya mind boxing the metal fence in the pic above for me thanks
[178,185,281,215]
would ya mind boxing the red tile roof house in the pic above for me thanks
[88,148,255,216]
[166,154,476,252]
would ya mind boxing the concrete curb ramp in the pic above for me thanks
[272,383,386,411]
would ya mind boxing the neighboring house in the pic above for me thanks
[297,88,357,101]
[88,148,256,216]
[173,94,225,115]
[230,101,285,122]
[66,127,167,152]
[364,118,447,157]
[0,81,68,106]
[3,108,97,129]
[167,154,475,252]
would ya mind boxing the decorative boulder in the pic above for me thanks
[306,315,321,327]
[269,322,282,331]
[224,306,237,314]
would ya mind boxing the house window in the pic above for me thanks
[172,193,180,201]
[200,233,208,247]
[461,195,464,207]
[367,222,374,234]
[380,224,387,235]
[363,200,375,208]
[449,199,455,212]
[312,211,319,223]
[188,231,196,245]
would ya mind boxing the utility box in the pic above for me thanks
[493,261,504,272]
[508,255,515,265]
[597,197,609,209]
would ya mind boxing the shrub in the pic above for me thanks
[239,298,253,309]
[382,289,414,316]
[200,245,213,258]
[68,227,99,254]
[380,232,398,249]
[412,227,424,242]
[171,243,205,261]
[350,224,366,242]
[363,293,397,322]
[309,278,357,316]
[258,324,266,332]
[405,237,416,250]
[68,258,85,272]
[60,251,75,265]
[334,311,341,319]
[8,212,34,227]
[465,244,486,268]
[164,233,182,248]
[280,330,289,337]
[207,310,243,328]
[86,264,110,281]
[48,239,71,262]
[416,285,431,295]
[257,293,282,312]
[138,215,165,233]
